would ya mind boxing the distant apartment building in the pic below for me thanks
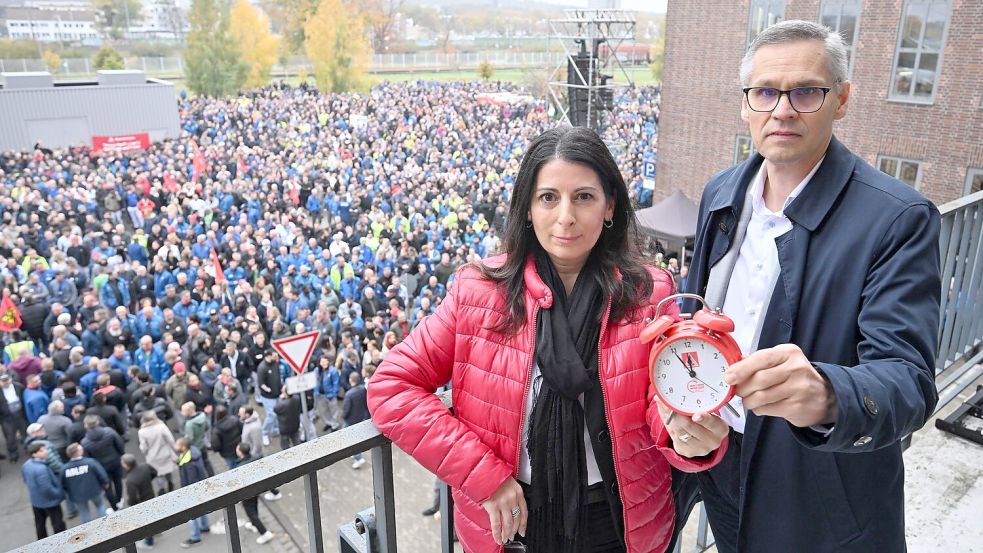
[656,0,983,205]
[3,6,96,41]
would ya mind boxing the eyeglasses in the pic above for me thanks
[742,85,836,113]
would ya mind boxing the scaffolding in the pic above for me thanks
[547,9,637,130]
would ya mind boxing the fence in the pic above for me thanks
[0,51,576,79]
[934,188,983,409]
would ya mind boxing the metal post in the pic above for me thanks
[696,503,714,549]
[300,390,311,440]
[439,480,454,553]
[371,444,397,553]
[224,504,242,553]
[305,471,325,553]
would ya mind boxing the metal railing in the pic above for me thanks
[15,395,454,553]
[934,188,983,409]
[13,193,983,553]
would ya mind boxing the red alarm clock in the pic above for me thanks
[641,293,743,417]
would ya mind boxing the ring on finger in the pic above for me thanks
[511,506,521,518]
[678,432,691,443]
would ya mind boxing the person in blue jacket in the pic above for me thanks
[60,443,109,523]
[98,271,131,310]
[21,442,66,539]
[133,336,168,384]
[674,20,941,553]
[22,375,50,424]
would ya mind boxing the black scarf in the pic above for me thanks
[527,249,606,553]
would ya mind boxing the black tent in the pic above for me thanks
[634,189,699,266]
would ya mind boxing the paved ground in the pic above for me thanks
[3,370,981,553]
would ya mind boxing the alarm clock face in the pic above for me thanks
[652,336,732,414]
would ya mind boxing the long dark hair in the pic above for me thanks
[477,126,654,334]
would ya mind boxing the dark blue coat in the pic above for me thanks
[685,137,940,553]
[61,457,109,502]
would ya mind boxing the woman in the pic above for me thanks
[368,127,729,553]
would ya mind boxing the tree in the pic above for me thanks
[478,60,493,81]
[304,0,370,93]
[353,0,404,53]
[184,0,247,97]
[261,0,318,53]
[230,0,281,89]
[42,50,61,73]
[92,0,143,40]
[94,45,125,70]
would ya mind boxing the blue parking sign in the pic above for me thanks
[643,160,657,179]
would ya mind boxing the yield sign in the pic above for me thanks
[272,330,321,375]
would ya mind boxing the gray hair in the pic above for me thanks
[740,20,849,86]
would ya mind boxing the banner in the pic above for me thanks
[92,133,150,154]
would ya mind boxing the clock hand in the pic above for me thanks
[673,351,696,377]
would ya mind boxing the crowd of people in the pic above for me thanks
[0,79,665,548]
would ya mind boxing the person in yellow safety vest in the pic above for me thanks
[3,333,37,364]
[20,250,49,275]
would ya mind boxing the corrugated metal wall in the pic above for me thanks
[0,80,180,151]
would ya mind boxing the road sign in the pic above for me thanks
[272,330,321,375]
[643,159,657,179]
[285,371,318,395]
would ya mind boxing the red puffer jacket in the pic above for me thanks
[368,255,728,553]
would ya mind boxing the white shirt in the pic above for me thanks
[2,383,20,409]
[720,158,823,433]
[517,363,603,485]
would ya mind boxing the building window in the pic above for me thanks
[735,135,755,164]
[890,0,950,103]
[878,155,923,188]
[820,0,861,78]
[966,168,983,195]
[747,0,784,45]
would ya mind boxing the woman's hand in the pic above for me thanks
[481,476,527,546]
[656,400,729,458]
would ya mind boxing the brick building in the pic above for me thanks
[655,0,983,206]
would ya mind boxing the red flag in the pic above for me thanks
[236,154,248,177]
[0,292,23,332]
[192,145,207,183]
[211,249,226,284]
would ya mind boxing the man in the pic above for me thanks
[21,442,66,539]
[0,372,27,462]
[273,388,302,451]
[254,349,281,444]
[181,402,214,477]
[232,442,276,545]
[80,415,125,510]
[175,437,210,547]
[238,405,263,457]
[212,368,245,413]
[37,400,73,460]
[342,372,370,469]
[60,442,110,522]
[678,21,941,553]
[121,453,157,549]
[22,374,49,424]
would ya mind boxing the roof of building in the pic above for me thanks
[3,6,94,21]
